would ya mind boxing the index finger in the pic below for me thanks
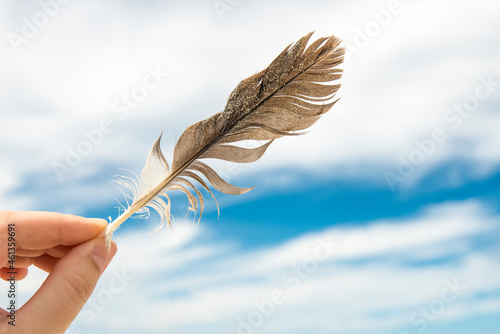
[1,211,108,250]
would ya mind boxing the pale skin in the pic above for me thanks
[0,211,117,334]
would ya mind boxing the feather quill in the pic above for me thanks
[105,32,345,247]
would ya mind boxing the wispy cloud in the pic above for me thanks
[9,200,497,333]
[1,1,499,333]
[1,0,500,212]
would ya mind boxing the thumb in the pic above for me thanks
[17,237,117,334]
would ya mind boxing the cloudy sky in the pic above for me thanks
[1,0,499,333]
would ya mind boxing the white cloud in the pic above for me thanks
[0,3,498,334]
[8,200,497,333]
[1,0,499,211]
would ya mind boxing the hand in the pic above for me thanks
[0,211,117,333]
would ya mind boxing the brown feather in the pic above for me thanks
[105,32,345,246]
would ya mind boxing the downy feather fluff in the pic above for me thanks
[105,32,345,247]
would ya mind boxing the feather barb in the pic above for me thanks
[105,32,345,249]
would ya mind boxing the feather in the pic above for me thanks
[105,32,345,248]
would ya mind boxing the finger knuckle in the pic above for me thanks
[62,271,95,305]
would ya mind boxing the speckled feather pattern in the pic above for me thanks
[105,32,345,248]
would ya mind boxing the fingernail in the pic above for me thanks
[91,240,111,272]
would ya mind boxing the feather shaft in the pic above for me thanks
[105,32,345,248]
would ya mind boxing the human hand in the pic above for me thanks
[0,211,117,333]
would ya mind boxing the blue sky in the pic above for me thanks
[1,0,499,333]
